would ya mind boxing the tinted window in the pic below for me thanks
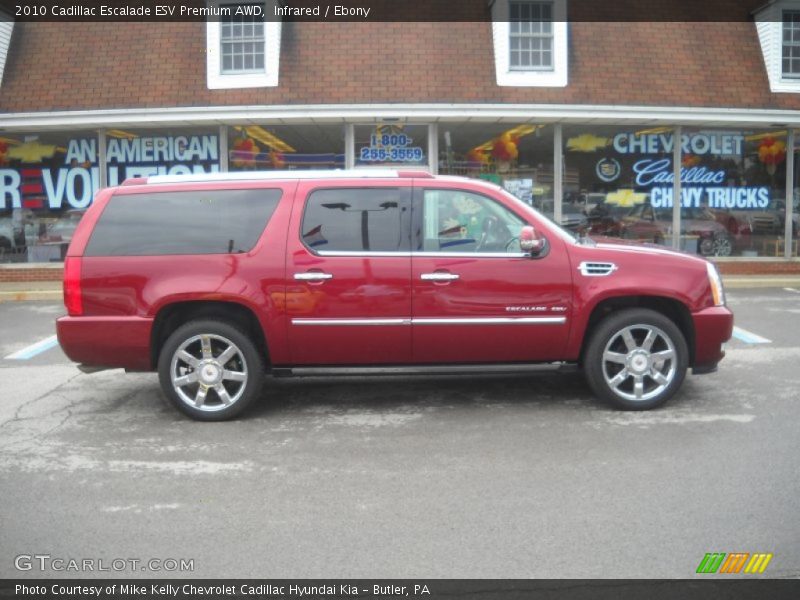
[301,188,408,252]
[85,189,282,256]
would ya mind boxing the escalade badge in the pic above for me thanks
[505,306,568,312]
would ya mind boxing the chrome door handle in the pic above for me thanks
[420,272,460,281]
[294,272,333,281]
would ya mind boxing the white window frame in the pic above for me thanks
[206,0,281,89]
[491,0,568,87]
[782,9,800,79]
[508,1,555,71]
[755,0,800,93]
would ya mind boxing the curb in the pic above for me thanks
[723,277,800,289]
[0,290,63,302]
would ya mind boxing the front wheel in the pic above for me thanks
[711,233,733,257]
[158,319,265,421]
[583,309,688,410]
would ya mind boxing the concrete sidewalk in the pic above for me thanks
[2,275,800,303]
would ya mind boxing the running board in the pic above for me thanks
[271,363,577,378]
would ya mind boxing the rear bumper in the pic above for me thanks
[691,305,734,370]
[56,315,153,371]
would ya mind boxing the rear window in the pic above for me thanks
[85,189,282,256]
[301,188,409,252]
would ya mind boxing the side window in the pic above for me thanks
[85,189,282,256]
[301,188,408,253]
[421,190,526,253]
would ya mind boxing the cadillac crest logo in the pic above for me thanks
[596,157,621,182]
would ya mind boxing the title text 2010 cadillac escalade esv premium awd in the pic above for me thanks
[56,170,733,420]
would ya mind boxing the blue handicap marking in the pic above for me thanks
[4,335,60,360]
[731,326,771,345]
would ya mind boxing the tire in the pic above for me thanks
[583,308,688,410]
[158,319,265,421]
[699,236,714,256]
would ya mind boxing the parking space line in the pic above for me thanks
[4,335,59,360]
[784,287,800,294]
[732,326,772,345]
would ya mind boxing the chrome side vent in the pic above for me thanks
[578,261,618,277]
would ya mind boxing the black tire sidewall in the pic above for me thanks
[584,308,689,410]
[157,319,264,421]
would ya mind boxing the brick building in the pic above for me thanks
[1,0,800,278]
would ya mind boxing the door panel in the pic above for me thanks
[411,187,573,364]
[286,181,413,365]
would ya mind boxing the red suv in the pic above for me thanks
[56,170,733,420]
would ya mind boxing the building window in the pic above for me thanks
[220,6,265,74]
[755,1,800,92]
[509,1,553,71]
[206,1,281,89]
[783,11,800,78]
[491,0,567,87]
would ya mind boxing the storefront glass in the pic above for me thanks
[684,127,789,258]
[563,125,789,257]
[0,130,97,263]
[105,127,220,183]
[354,124,428,168]
[228,124,345,170]
[2,121,797,264]
[437,123,556,222]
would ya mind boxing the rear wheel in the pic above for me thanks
[158,319,264,421]
[584,308,688,410]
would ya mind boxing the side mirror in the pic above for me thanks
[520,225,546,257]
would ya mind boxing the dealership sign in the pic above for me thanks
[612,132,745,156]
[631,158,770,209]
[650,186,770,209]
[0,135,219,210]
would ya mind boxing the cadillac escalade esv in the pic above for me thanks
[56,170,733,420]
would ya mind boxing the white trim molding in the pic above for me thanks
[755,0,800,93]
[0,12,14,87]
[491,0,568,87]
[206,1,281,89]
[6,103,800,131]
[291,316,567,326]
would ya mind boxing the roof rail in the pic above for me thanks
[129,168,435,186]
[120,177,148,186]
[397,170,434,178]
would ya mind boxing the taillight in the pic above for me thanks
[63,257,83,316]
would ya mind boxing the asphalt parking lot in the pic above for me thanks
[0,289,799,579]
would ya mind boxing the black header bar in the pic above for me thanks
[0,0,783,23]
[2,580,800,600]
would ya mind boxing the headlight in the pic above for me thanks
[706,261,725,307]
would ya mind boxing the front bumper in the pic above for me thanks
[691,305,734,371]
[56,315,154,371]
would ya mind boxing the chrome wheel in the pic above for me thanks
[169,334,248,413]
[712,234,733,257]
[601,324,677,403]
